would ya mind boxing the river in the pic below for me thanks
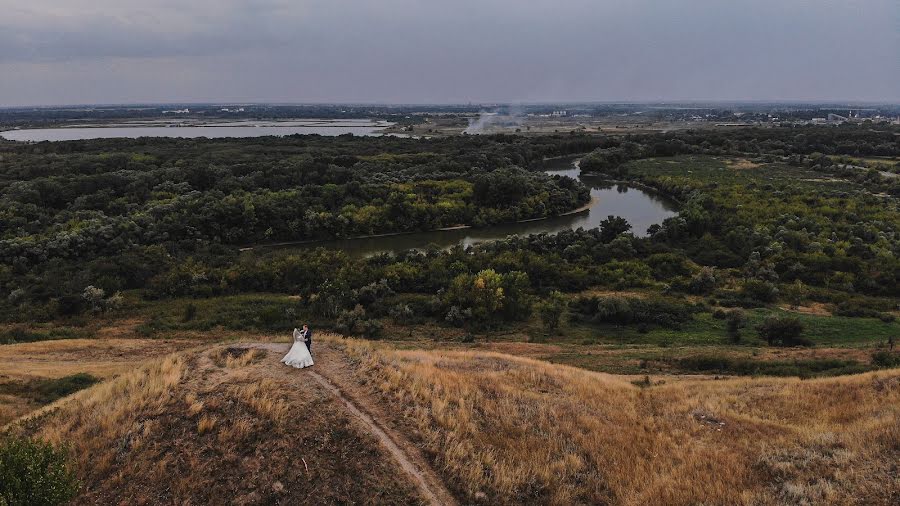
[0,119,395,141]
[261,156,678,257]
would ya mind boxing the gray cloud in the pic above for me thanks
[0,0,897,105]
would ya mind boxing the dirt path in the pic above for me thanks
[249,342,457,506]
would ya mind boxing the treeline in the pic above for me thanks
[580,125,900,177]
[1,126,898,331]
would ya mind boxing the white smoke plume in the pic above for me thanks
[464,105,525,134]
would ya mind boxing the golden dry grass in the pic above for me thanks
[0,338,197,381]
[209,346,267,368]
[333,337,900,505]
[9,344,426,505]
[726,158,761,170]
[197,413,218,434]
[0,338,197,426]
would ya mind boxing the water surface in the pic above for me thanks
[268,156,678,257]
[0,119,394,141]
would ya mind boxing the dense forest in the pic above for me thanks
[0,134,599,318]
[1,126,898,347]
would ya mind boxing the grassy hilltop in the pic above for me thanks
[6,335,898,505]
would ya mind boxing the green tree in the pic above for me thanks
[756,316,810,347]
[784,280,808,308]
[599,216,632,243]
[537,290,568,334]
[446,269,506,327]
[725,309,747,343]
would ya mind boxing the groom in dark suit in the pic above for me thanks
[302,324,313,356]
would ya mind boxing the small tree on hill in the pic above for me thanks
[756,316,810,347]
[538,291,567,335]
[725,309,747,343]
[784,280,807,308]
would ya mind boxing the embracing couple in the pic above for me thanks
[281,324,314,369]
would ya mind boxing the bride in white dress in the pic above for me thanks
[281,328,314,368]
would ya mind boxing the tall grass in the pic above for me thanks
[21,353,186,477]
[337,338,900,505]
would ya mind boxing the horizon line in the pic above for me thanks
[2,99,900,110]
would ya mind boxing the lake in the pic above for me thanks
[261,156,679,257]
[0,119,395,141]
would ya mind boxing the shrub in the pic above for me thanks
[688,267,719,295]
[445,305,472,328]
[756,316,811,347]
[0,327,86,345]
[0,435,79,506]
[570,295,697,329]
[182,303,197,322]
[336,305,382,339]
[646,253,692,280]
[537,291,567,334]
[871,351,900,368]
[388,304,415,324]
[677,355,870,377]
[355,279,394,307]
[834,300,883,318]
[380,293,442,319]
[783,280,807,307]
[741,279,778,303]
[54,295,85,316]
[81,285,106,312]
[32,373,99,404]
[725,309,747,343]
[80,285,124,313]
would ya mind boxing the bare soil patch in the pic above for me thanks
[726,158,761,170]
[779,302,833,316]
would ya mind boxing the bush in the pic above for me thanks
[537,291,567,334]
[444,305,472,328]
[725,309,747,343]
[741,279,778,303]
[388,304,415,324]
[32,373,99,404]
[0,327,86,345]
[688,267,719,294]
[677,355,870,378]
[0,435,79,506]
[834,300,883,318]
[756,316,811,347]
[181,303,197,322]
[336,305,382,339]
[570,295,697,329]
[871,351,900,368]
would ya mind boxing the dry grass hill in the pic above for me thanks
[5,333,899,505]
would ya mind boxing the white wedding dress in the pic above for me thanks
[281,328,314,368]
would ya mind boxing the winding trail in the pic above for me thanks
[248,342,457,506]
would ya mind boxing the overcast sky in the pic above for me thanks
[1,0,898,106]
